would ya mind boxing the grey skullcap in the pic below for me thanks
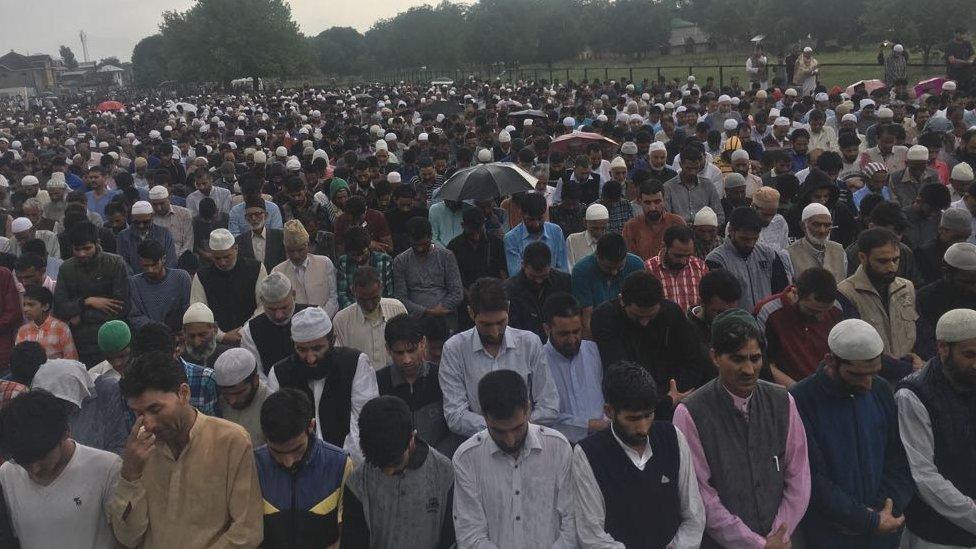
[724,172,747,189]
[941,208,973,234]
[259,272,293,302]
[945,242,976,271]
[620,141,639,155]
[936,309,976,343]
[213,348,258,386]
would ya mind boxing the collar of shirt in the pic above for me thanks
[489,422,544,460]
[253,226,266,240]
[470,326,518,356]
[158,408,202,462]
[389,361,432,387]
[516,223,554,245]
[723,385,753,416]
[292,256,310,271]
[610,422,652,470]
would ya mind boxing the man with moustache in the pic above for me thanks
[213,347,269,446]
[897,308,976,548]
[622,180,686,261]
[115,201,177,273]
[787,203,848,281]
[240,272,309,379]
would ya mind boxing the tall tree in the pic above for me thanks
[862,0,976,65]
[131,35,170,88]
[158,0,312,86]
[59,45,78,69]
[311,27,369,76]
[97,56,123,68]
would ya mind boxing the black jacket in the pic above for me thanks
[236,228,285,271]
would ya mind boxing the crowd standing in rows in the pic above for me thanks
[0,30,974,549]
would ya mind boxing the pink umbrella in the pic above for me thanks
[550,131,619,153]
[845,79,886,96]
[914,77,947,98]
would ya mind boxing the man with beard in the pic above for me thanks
[673,309,810,548]
[255,389,352,549]
[148,185,194,258]
[896,308,976,548]
[9,215,59,259]
[646,225,709,312]
[572,233,645,337]
[915,243,976,361]
[753,187,790,251]
[645,142,678,186]
[181,302,230,372]
[891,145,941,209]
[429,198,467,248]
[190,228,268,345]
[228,175,283,237]
[116,201,177,273]
[706,207,793,312]
[213,348,269,446]
[409,157,444,206]
[268,306,378,463]
[53,222,130,368]
[240,272,308,378]
[574,361,705,547]
[186,169,232,216]
[43,171,69,223]
[109,351,263,548]
[839,228,920,365]
[385,185,428,255]
[566,203,609,270]
[451,369,576,548]
[787,203,848,281]
[504,191,568,275]
[393,217,463,327]
[664,147,724,227]
[128,239,190,330]
[789,319,913,547]
[439,276,559,439]
[903,184,952,252]
[622,180,686,261]
[504,241,572,342]
[334,266,408,373]
[916,209,973,286]
[729,149,763,197]
[235,197,285,271]
[272,219,338,316]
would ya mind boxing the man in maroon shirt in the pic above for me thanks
[0,268,22,371]
[754,267,844,388]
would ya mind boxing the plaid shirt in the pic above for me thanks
[15,315,79,360]
[336,251,394,309]
[645,254,709,312]
[0,380,27,409]
[601,199,636,234]
[181,359,220,416]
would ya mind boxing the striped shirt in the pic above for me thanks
[645,254,708,312]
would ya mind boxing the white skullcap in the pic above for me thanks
[148,185,169,200]
[234,128,245,137]
[907,145,928,161]
[213,348,257,386]
[285,157,302,171]
[609,156,627,169]
[951,163,974,182]
[731,149,750,162]
[828,319,884,360]
[20,175,38,186]
[815,92,829,102]
[524,118,533,126]
[688,75,696,82]
[803,46,813,53]
[385,132,397,142]
[664,102,675,109]
[629,113,643,123]
[498,130,511,143]
[183,302,215,325]
[259,272,293,302]
[774,117,791,127]
[860,98,876,109]
[504,125,516,133]
[9,140,20,149]
[648,141,666,153]
[894,44,904,52]
[945,242,976,270]
[718,94,732,103]
[785,88,798,97]
[64,138,76,147]
[477,148,493,162]
[842,113,858,123]
[723,118,739,131]
[131,201,153,215]
[641,92,651,101]
[878,107,894,119]
[387,171,402,184]
[694,206,719,227]
[563,116,576,128]
[11,217,32,233]
[585,203,610,221]
[313,149,329,163]
[944,81,957,92]
[731,97,741,106]
[253,150,267,164]
[47,172,67,188]
[801,202,831,222]
[755,90,768,100]
[375,139,388,151]
[675,105,687,114]
[621,141,639,155]
[418,132,429,141]
[149,130,161,139]
[209,228,235,251]
[275,146,287,158]
[291,307,332,343]
[937,309,976,343]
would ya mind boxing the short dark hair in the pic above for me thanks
[119,351,188,399]
[815,151,843,172]
[603,361,659,412]
[384,313,423,347]
[919,183,951,210]
[699,269,742,303]
[663,225,694,248]
[596,232,628,262]
[542,292,581,324]
[137,238,164,262]
[712,313,766,355]
[638,180,664,198]
[477,370,528,420]
[422,315,448,343]
[9,341,47,386]
[795,267,837,303]
[620,271,664,307]
[260,388,314,444]
[352,265,381,289]
[20,239,47,258]
[520,191,547,217]
[345,195,367,218]
[0,391,68,465]
[68,221,98,247]
[407,216,432,241]
[23,285,53,307]
[462,207,485,228]
[358,396,414,468]
[468,276,509,314]
[131,322,174,358]
[728,206,764,232]
[14,252,44,272]
[344,226,370,254]
[522,241,552,271]
[858,227,901,255]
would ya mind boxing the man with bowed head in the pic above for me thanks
[213,347,270,446]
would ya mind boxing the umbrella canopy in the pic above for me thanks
[914,76,948,98]
[165,100,197,114]
[96,100,124,112]
[353,93,375,103]
[421,100,463,117]
[508,109,547,120]
[845,79,886,96]
[550,131,619,153]
[433,163,536,202]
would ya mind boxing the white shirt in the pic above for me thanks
[572,426,706,549]
[759,214,791,251]
[267,351,378,464]
[566,230,598,271]
[0,443,121,549]
[271,254,339,317]
[332,298,408,371]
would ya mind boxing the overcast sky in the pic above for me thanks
[0,0,461,62]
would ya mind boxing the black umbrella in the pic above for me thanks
[420,100,463,117]
[434,163,536,201]
[352,93,375,103]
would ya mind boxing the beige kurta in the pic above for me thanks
[332,297,408,370]
[108,412,264,548]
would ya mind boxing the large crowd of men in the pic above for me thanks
[0,28,973,549]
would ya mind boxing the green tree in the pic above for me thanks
[158,0,312,87]
[59,45,78,69]
[365,2,468,71]
[601,0,671,55]
[862,0,976,66]
[131,35,170,88]
[311,27,369,76]
[97,56,123,68]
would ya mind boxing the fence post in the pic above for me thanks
[719,65,724,88]
[629,67,633,82]
[604,67,609,80]
[583,68,588,80]
[565,68,570,82]
[688,66,693,77]
[549,68,553,82]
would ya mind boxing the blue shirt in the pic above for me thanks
[115,225,178,273]
[504,222,568,275]
[228,199,283,236]
[852,186,893,211]
[544,340,604,443]
[428,201,465,248]
[66,172,85,191]
[571,252,645,308]
[86,189,119,217]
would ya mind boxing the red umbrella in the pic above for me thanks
[97,100,124,112]
[550,131,619,153]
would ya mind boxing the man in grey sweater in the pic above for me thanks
[342,395,455,548]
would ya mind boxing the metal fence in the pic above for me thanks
[358,63,946,90]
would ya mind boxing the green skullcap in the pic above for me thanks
[97,320,131,354]
[710,308,761,343]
